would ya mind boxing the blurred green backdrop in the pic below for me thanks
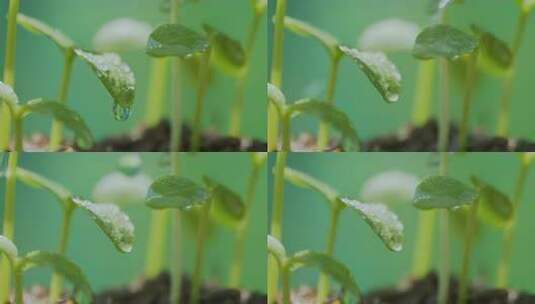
[0,152,267,293]
[268,153,535,293]
[0,0,266,142]
[268,0,535,141]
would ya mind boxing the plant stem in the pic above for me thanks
[281,266,291,304]
[49,206,75,302]
[191,50,211,152]
[497,10,530,137]
[14,115,23,152]
[49,50,75,151]
[14,268,23,304]
[280,112,291,152]
[268,151,288,303]
[316,205,342,303]
[0,0,20,151]
[411,61,435,126]
[496,158,531,287]
[170,151,182,304]
[437,152,450,304]
[268,0,288,151]
[170,0,182,153]
[458,198,480,304]
[144,59,169,127]
[411,210,437,277]
[145,210,170,278]
[317,56,341,150]
[0,152,19,303]
[438,59,450,152]
[458,52,478,151]
[190,203,210,304]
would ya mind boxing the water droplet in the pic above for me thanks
[113,104,131,121]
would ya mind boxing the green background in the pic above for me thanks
[268,0,535,142]
[0,152,267,293]
[0,0,267,142]
[268,152,535,293]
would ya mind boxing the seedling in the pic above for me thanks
[283,167,404,303]
[267,235,362,304]
[267,83,360,151]
[281,16,402,150]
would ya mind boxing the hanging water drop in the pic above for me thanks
[113,103,131,121]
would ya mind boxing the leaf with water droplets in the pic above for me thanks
[471,25,513,77]
[0,235,17,262]
[359,19,420,53]
[413,175,477,209]
[0,81,19,108]
[145,175,211,210]
[267,235,287,266]
[284,167,338,206]
[339,46,401,103]
[203,24,246,77]
[93,172,152,206]
[71,197,134,253]
[15,167,71,207]
[413,25,478,61]
[93,18,153,53]
[146,24,209,58]
[471,176,513,228]
[283,16,340,57]
[20,99,94,149]
[74,49,135,120]
[17,13,75,50]
[340,198,404,252]
[203,176,245,228]
[361,171,419,205]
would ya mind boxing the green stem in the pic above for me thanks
[458,198,479,304]
[14,268,23,304]
[458,52,478,152]
[437,152,449,304]
[144,59,169,127]
[316,205,342,303]
[0,0,21,150]
[14,115,23,152]
[170,151,182,304]
[268,151,288,303]
[49,206,75,302]
[497,10,530,137]
[48,50,75,151]
[0,152,19,303]
[145,210,170,278]
[191,50,211,152]
[411,210,437,277]
[281,265,291,304]
[280,112,291,152]
[268,0,288,151]
[170,0,182,153]
[412,61,435,126]
[190,203,210,304]
[438,59,450,152]
[317,56,341,150]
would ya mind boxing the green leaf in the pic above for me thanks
[93,18,153,53]
[471,176,513,228]
[17,13,74,50]
[92,172,152,206]
[471,25,513,77]
[340,198,404,252]
[413,176,478,209]
[283,16,340,57]
[74,49,136,119]
[267,235,287,266]
[146,24,209,58]
[288,99,361,151]
[359,19,420,53]
[288,251,361,299]
[413,24,478,61]
[360,171,419,205]
[0,81,19,108]
[0,235,17,263]
[203,176,245,227]
[71,198,134,253]
[18,252,92,304]
[145,175,211,210]
[516,0,535,12]
[339,46,401,103]
[15,167,71,207]
[284,167,338,205]
[20,99,94,149]
[203,24,246,77]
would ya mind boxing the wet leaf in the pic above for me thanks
[203,25,246,77]
[93,18,153,53]
[361,171,419,205]
[203,176,245,227]
[340,198,404,252]
[145,175,211,210]
[471,25,513,76]
[146,24,209,58]
[359,19,420,53]
[0,81,19,107]
[15,167,71,207]
[413,25,478,61]
[339,46,401,103]
[92,172,152,206]
[74,49,136,117]
[17,13,74,50]
[471,176,513,228]
[20,99,94,149]
[283,16,340,57]
[0,235,17,262]
[267,235,287,266]
[17,251,93,304]
[71,198,134,253]
[413,176,477,209]
[284,167,338,205]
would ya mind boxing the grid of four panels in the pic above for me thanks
[1,0,535,303]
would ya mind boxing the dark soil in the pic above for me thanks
[95,272,267,304]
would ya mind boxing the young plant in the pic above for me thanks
[267,235,362,304]
[282,16,402,150]
[284,167,404,303]
[15,13,136,151]
[267,83,360,151]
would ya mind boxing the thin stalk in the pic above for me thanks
[49,206,75,302]
[459,52,478,151]
[170,151,182,304]
[14,116,23,152]
[14,269,23,304]
[144,59,169,127]
[458,198,480,304]
[0,0,21,150]
[280,112,291,152]
[496,159,530,287]
[268,151,288,303]
[170,0,182,153]
[0,152,19,303]
[412,61,435,126]
[191,50,211,152]
[411,210,437,277]
[190,203,210,304]
[317,55,342,150]
[437,151,450,304]
[497,10,530,137]
[316,205,342,303]
[48,50,75,151]
[268,0,288,151]
[438,59,450,152]
[281,266,291,304]
[145,210,170,278]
